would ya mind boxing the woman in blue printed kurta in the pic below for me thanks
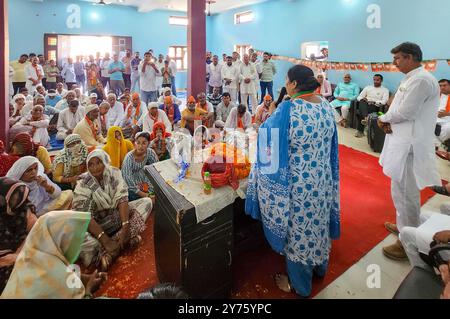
[246,65,340,297]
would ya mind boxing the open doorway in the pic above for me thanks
[44,33,132,66]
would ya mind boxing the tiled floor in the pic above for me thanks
[314,126,450,299]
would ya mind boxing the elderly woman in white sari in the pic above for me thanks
[6,157,73,216]
[1,211,107,299]
[13,104,50,148]
[73,150,153,272]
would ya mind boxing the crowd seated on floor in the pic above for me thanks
[2,47,450,299]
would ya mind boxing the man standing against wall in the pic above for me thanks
[207,55,222,94]
[379,42,441,260]
[10,54,29,94]
[259,52,276,103]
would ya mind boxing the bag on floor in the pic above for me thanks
[367,112,386,153]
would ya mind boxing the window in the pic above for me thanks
[234,45,252,59]
[234,11,254,24]
[169,16,188,26]
[169,46,188,71]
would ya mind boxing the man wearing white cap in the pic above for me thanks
[73,104,106,148]
[137,102,172,133]
[89,92,98,105]
[157,87,182,105]
[55,90,77,111]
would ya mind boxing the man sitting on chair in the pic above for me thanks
[354,74,389,138]
[435,79,450,149]
[330,74,359,127]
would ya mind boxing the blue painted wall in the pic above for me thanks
[8,0,190,89]
[208,0,450,93]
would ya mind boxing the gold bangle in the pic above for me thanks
[96,231,105,240]
[122,221,130,227]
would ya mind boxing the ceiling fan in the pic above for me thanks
[93,0,124,5]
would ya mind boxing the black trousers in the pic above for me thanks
[123,74,131,89]
[12,82,26,95]
[356,101,379,133]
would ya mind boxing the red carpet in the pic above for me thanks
[95,145,437,299]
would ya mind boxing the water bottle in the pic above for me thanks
[204,172,212,195]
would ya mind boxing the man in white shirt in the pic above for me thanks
[139,52,160,105]
[197,92,215,127]
[166,55,177,97]
[215,92,236,123]
[100,53,112,90]
[61,58,77,90]
[221,56,239,104]
[207,55,222,94]
[378,42,441,260]
[239,54,258,114]
[56,99,85,140]
[24,56,44,95]
[106,93,125,128]
[435,79,450,147]
[155,54,165,96]
[137,102,172,133]
[56,82,67,98]
[354,74,390,137]
[251,53,262,101]
[55,90,77,111]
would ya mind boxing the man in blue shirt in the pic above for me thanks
[45,89,62,107]
[330,74,360,127]
[108,54,126,96]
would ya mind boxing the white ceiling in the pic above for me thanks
[84,0,270,13]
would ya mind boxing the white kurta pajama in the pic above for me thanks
[56,107,85,140]
[137,109,172,133]
[221,64,239,103]
[379,67,440,231]
[24,64,44,95]
[239,62,258,114]
[15,114,50,148]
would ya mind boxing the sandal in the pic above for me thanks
[436,150,450,161]
[432,185,450,197]
[274,273,295,293]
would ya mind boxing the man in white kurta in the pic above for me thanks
[221,56,239,104]
[106,93,125,128]
[378,43,441,259]
[137,102,172,133]
[239,54,258,114]
[24,57,44,95]
[435,79,450,146]
[56,100,85,140]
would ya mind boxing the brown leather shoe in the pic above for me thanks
[384,222,399,236]
[382,240,407,260]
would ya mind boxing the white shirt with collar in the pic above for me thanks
[379,66,440,189]
[139,61,159,92]
[207,63,223,88]
[169,60,177,77]
[106,101,125,128]
[57,107,85,133]
[221,64,239,89]
[357,85,389,105]
[239,62,257,94]
[437,94,450,124]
